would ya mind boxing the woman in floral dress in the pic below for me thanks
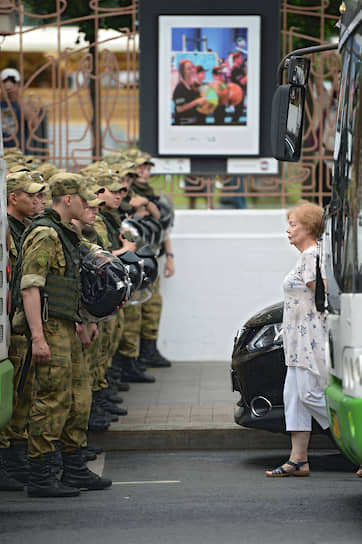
[266,202,329,477]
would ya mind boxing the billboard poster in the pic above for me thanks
[158,15,261,155]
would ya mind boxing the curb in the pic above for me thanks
[88,426,335,451]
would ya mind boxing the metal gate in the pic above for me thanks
[0,0,340,206]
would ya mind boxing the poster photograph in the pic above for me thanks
[158,15,261,156]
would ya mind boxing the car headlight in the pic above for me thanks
[234,327,246,346]
[246,323,283,352]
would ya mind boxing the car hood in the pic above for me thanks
[244,302,283,328]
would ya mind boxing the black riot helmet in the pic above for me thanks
[140,216,163,246]
[80,249,131,318]
[155,191,174,231]
[121,217,147,248]
[136,217,154,245]
[118,250,145,295]
[121,217,144,239]
[136,245,158,287]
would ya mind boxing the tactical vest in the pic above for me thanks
[82,225,104,248]
[98,208,122,251]
[12,208,82,322]
[7,214,26,257]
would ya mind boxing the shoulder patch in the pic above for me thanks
[36,249,49,267]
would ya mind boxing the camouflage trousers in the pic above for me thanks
[118,303,142,358]
[118,280,162,357]
[0,334,32,449]
[140,277,162,340]
[28,318,91,458]
[85,322,103,391]
[87,310,124,391]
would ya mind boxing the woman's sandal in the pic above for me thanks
[265,460,310,478]
[356,466,362,477]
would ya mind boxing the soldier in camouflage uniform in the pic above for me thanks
[73,189,128,428]
[121,151,175,369]
[0,172,45,491]
[93,171,156,384]
[18,173,111,497]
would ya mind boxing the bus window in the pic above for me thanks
[337,29,362,292]
[331,27,361,293]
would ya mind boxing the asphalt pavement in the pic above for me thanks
[89,360,333,451]
[1,450,360,544]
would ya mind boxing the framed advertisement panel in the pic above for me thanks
[158,15,261,156]
[139,0,281,174]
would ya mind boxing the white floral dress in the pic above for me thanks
[282,245,327,378]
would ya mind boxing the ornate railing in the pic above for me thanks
[0,1,340,207]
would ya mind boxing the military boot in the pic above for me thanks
[93,389,127,416]
[27,452,80,497]
[108,354,131,391]
[119,355,156,383]
[0,448,24,491]
[88,398,112,431]
[139,338,172,368]
[107,373,130,392]
[61,449,112,490]
[105,388,123,404]
[81,446,97,462]
[6,442,30,484]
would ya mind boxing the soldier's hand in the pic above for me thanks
[76,323,91,349]
[164,258,175,278]
[120,238,137,252]
[32,337,51,363]
[89,323,99,342]
[129,196,148,208]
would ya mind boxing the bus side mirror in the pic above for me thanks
[270,84,306,162]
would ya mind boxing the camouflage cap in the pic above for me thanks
[4,147,24,158]
[94,172,125,192]
[78,162,109,181]
[88,181,106,195]
[6,171,46,195]
[86,192,105,207]
[111,161,138,178]
[103,152,125,166]
[137,152,155,166]
[122,148,141,161]
[37,163,65,181]
[123,149,155,166]
[30,170,46,185]
[92,160,110,173]
[23,155,42,169]
[48,172,89,199]
[8,164,32,174]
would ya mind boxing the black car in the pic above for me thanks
[231,302,329,435]
[231,302,286,433]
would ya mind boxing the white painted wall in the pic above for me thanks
[158,209,298,362]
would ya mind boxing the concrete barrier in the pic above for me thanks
[158,209,297,361]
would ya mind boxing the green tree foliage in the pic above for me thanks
[285,0,340,49]
[23,0,133,42]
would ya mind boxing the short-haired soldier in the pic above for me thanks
[18,173,112,497]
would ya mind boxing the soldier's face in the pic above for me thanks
[33,191,46,214]
[102,187,122,209]
[69,194,88,220]
[122,175,134,191]
[15,191,38,218]
[83,206,98,225]
[136,164,151,183]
